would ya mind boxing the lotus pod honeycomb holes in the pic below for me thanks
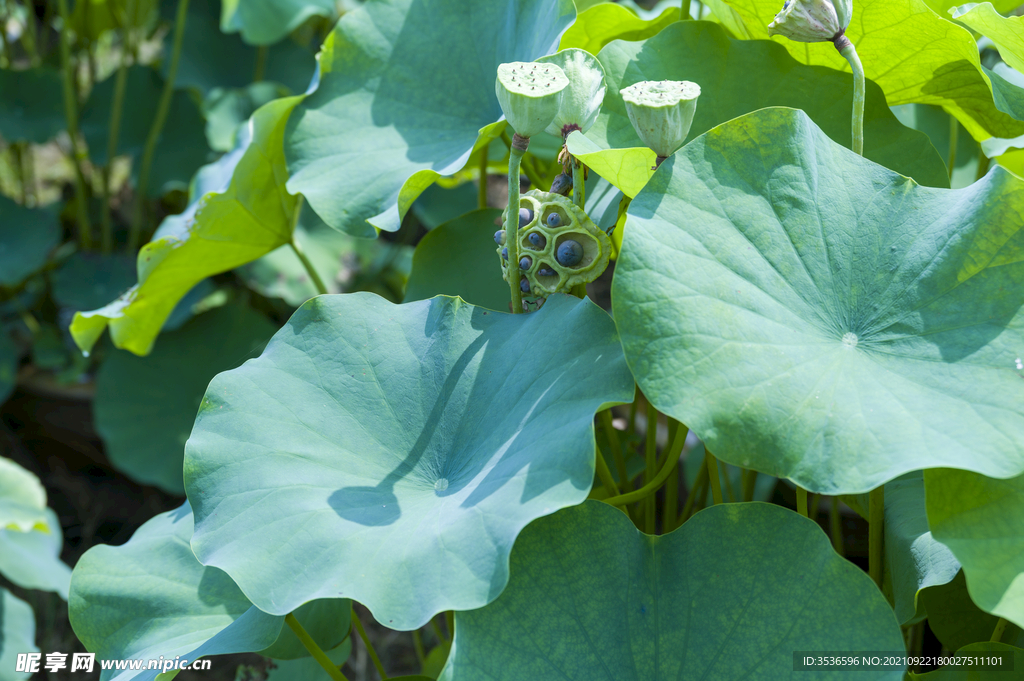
[497,190,611,299]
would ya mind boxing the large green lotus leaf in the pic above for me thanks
[404,209,510,312]
[185,293,634,630]
[612,107,1024,494]
[890,104,979,188]
[93,304,276,494]
[440,501,904,680]
[0,197,60,288]
[882,472,960,625]
[565,131,656,199]
[81,66,209,195]
[70,96,301,357]
[908,643,1024,680]
[165,0,315,95]
[203,82,290,152]
[924,0,1019,18]
[0,508,72,600]
[0,588,37,681]
[950,3,1024,75]
[920,571,1024,651]
[283,0,574,236]
[925,468,1024,630]
[220,0,335,46]
[987,64,1024,123]
[558,2,677,54]
[70,502,350,681]
[0,457,49,533]
[410,182,479,231]
[586,21,949,191]
[0,69,65,144]
[50,252,137,313]
[706,0,1024,142]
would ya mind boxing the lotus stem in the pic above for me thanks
[56,0,92,248]
[742,468,758,502]
[430,615,448,643]
[101,0,136,254]
[868,486,884,588]
[253,44,267,82]
[594,443,620,498]
[507,133,527,313]
[352,608,388,679]
[600,409,629,491]
[477,145,488,209]
[830,496,845,556]
[680,459,709,524]
[991,617,1009,643]
[705,450,723,505]
[836,37,864,156]
[796,486,808,517]
[572,158,585,210]
[285,613,350,681]
[23,0,39,66]
[445,611,454,640]
[411,628,425,665]
[288,199,329,296]
[976,149,991,181]
[131,0,189,252]
[605,419,686,509]
[681,0,692,20]
[644,400,658,532]
[947,114,958,180]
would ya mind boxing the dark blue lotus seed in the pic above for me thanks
[546,212,562,228]
[556,239,583,267]
[519,256,531,270]
[527,232,545,248]
[520,277,530,293]
[538,267,556,277]
[519,207,534,227]
[501,247,508,260]
[494,229,505,245]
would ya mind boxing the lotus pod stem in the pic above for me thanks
[507,133,529,313]
[834,35,865,156]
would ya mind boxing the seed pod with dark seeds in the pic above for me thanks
[520,277,530,293]
[528,232,545,248]
[546,212,562,228]
[519,256,532,270]
[519,207,534,227]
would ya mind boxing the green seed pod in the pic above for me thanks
[767,0,851,43]
[536,48,606,138]
[497,190,611,298]
[495,62,569,138]
[621,80,701,158]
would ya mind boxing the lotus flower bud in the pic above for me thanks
[767,0,852,43]
[621,80,701,158]
[496,62,569,138]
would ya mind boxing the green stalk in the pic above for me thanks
[681,0,692,20]
[991,617,1008,643]
[131,0,189,251]
[289,199,329,296]
[830,496,845,557]
[56,0,92,248]
[947,114,958,180]
[253,44,267,82]
[352,608,388,679]
[445,611,454,641]
[477,146,488,209]
[644,400,657,533]
[796,486,808,517]
[13,142,27,204]
[721,465,737,502]
[976,148,991,181]
[679,462,709,524]
[810,492,822,520]
[741,468,757,502]
[572,159,585,210]
[605,420,686,508]
[506,134,527,313]
[837,39,865,156]
[285,613,350,681]
[101,0,136,254]
[411,629,425,666]
[594,444,620,498]
[430,616,448,643]
[663,456,679,532]
[599,409,629,489]
[23,0,39,66]
[705,450,723,505]
[868,486,884,589]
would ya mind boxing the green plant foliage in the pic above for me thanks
[950,3,1024,74]
[987,63,1024,123]
[265,639,351,681]
[920,571,1024,651]
[612,107,1024,495]
[185,293,634,630]
[881,472,960,625]
[703,0,1024,142]
[0,457,49,533]
[682,439,777,504]
[0,330,15,406]
[440,501,905,680]
[284,0,574,236]
[71,0,158,41]
[203,82,290,152]
[908,642,1024,680]
[404,208,510,311]
[565,131,655,198]
[80,66,209,197]
[890,104,978,188]
[924,0,1019,17]
[70,96,301,357]
[69,502,350,681]
[93,304,276,494]
[0,587,37,681]
[409,182,479,231]
[0,69,66,144]
[926,468,1024,630]
[50,252,137,313]
[167,0,316,95]
[0,197,60,288]
[559,2,677,54]
[582,21,948,193]
[0,508,72,600]
[220,0,335,46]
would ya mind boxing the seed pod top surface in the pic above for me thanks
[767,0,851,43]
[496,62,569,138]
[621,80,701,158]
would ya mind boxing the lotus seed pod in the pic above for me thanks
[520,277,531,293]
[519,256,532,270]
[497,190,611,298]
[496,62,569,138]
[536,48,607,138]
[494,230,506,245]
[621,80,701,158]
[556,240,584,267]
[767,0,851,43]
[519,207,534,227]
